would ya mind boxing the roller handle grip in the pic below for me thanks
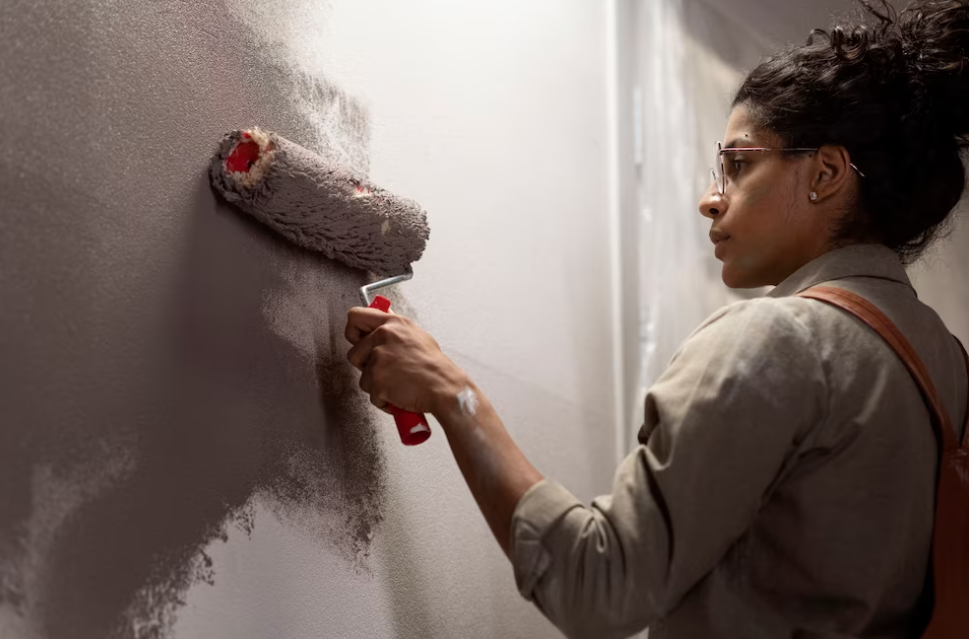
[368,295,431,446]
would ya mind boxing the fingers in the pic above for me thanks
[348,327,397,370]
[346,310,414,369]
[371,396,392,414]
[345,306,433,416]
[358,358,392,414]
[358,358,371,392]
[345,307,395,345]
[347,332,375,370]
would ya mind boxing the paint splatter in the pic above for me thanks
[457,386,481,418]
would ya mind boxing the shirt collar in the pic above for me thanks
[768,243,913,298]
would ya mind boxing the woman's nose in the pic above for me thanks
[698,184,726,220]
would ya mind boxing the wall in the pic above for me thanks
[0,1,617,638]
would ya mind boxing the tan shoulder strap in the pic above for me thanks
[796,285,959,453]
[798,285,969,639]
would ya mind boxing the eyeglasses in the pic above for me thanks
[711,141,866,195]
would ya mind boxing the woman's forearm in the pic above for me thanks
[342,306,543,555]
[430,378,543,557]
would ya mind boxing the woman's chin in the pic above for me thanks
[721,262,760,289]
[720,260,739,288]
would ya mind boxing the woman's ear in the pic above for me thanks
[809,145,853,203]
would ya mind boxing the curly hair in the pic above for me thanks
[734,0,969,263]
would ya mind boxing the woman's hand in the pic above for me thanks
[345,307,465,416]
[347,307,543,558]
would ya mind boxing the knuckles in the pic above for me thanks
[371,322,404,344]
[345,309,420,346]
[346,312,435,404]
[367,348,385,367]
[369,360,388,387]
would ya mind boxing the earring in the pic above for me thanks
[809,192,818,202]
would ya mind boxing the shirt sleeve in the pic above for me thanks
[509,298,829,639]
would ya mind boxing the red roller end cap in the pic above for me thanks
[225,139,260,174]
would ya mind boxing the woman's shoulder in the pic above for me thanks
[662,297,831,396]
[649,296,831,444]
[678,292,904,381]
[684,295,829,352]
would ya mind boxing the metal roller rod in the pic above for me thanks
[359,270,414,306]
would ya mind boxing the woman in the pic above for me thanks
[345,1,969,637]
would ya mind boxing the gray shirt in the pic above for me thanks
[510,244,969,639]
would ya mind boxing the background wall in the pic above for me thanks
[0,1,616,638]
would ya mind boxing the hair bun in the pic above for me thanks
[897,0,969,138]
[735,0,969,262]
[812,1,969,140]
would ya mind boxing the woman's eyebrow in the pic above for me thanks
[723,137,758,149]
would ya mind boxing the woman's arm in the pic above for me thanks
[344,306,542,555]
[346,298,829,639]
[433,380,544,556]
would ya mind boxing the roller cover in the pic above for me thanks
[210,128,429,276]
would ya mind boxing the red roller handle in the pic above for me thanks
[368,295,431,446]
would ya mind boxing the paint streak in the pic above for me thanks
[0,1,392,638]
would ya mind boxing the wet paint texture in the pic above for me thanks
[0,1,385,637]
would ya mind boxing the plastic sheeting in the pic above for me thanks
[627,0,753,450]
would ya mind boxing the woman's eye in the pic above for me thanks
[730,159,745,173]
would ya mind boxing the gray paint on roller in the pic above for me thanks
[0,1,397,637]
[211,130,431,277]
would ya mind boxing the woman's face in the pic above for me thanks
[698,104,834,289]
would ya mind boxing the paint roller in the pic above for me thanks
[210,128,433,446]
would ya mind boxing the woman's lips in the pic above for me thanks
[710,230,730,259]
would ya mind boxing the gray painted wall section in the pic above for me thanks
[0,1,385,636]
